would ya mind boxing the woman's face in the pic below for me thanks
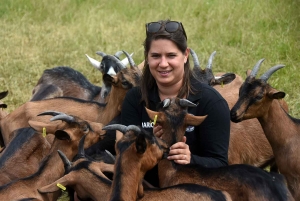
[147,39,189,88]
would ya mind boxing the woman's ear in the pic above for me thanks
[184,48,190,63]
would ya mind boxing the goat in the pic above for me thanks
[0,127,52,185]
[190,49,282,169]
[230,60,300,200]
[145,97,294,201]
[0,111,106,200]
[38,135,115,201]
[85,50,132,100]
[0,52,142,147]
[103,124,232,201]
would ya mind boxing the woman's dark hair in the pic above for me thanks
[140,19,196,107]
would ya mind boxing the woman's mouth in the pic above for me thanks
[159,70,172,76]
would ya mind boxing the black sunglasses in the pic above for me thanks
[145,21,187,40]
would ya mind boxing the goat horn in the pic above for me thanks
[105,150,116,161]
[50,114,76,124]
[127,125,141,133]
[96,51,107,57]
[206,51,216,69]
[120,52,134,66]
[102,124,127,134]
[57,150,72,172]
[189,48,201,68]
[85,54,101,69]
[122,50,135,67]
[108,55,126,69]
[163,99,171,108]
[37,110,66,117]
[77,134,87,158]
[250,58,265,77]
[114,51,123,59]
[259,64,285,82]
[179,99,197,107]
[0,104,7,108]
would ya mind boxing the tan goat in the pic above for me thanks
[230,60,300,200]
[190,49,280,169]
[145,97,294,201]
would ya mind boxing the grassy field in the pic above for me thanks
[0,0,299,117]
[0,0,299,199]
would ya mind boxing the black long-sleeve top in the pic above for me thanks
[121,80,230,186]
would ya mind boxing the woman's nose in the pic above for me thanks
[159,57,168,67]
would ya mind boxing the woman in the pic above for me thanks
[120,19,230,187]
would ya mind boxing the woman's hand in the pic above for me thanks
[167,136,191,164]
[153,124,163,138]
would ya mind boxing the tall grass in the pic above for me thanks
[0,0,299,116]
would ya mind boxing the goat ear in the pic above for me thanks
[214,73,236,85]
[136,134,147,154]
[38,174,75,193]
[28,120,62,134]
[267,89,286,100]
[145,108,163,123]
[55,130,71,141]
[246,69,252,77]
[185,114,207,126]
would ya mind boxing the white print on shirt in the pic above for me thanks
[142,122,154,128]
[142,121,194,132]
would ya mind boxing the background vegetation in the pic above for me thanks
[0,0,299,199]
[0,0,299,116]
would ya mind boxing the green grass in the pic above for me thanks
[0,0,299,117]
[0,1,299,199]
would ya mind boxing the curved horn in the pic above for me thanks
[108,55,126,69]
[249,58,265,77]
[189,48,200,68]
[179,99,197,107]
[50,114,76,124]
[77,134,87,158]
[127,125,141,133]
[259,64,285,82]
[122,50,135,67]
[114,51,123,59]
[105,150,116,161]
[120,52,134,66]
[163,99,171,108]
[206,51,216,69]
[57,150,72,172]
[96,51,107,57]
[85,54,101,69]
[37,110,66,117]
[102,124,128,134]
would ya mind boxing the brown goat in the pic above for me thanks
[145,97,294,201]
[38,136,115,201]
[190,49,282,169]
[0,112,106,200]
[0,57,142,147]
[230,60,300,200]
[103,124,232,201]
[0,127,52,185]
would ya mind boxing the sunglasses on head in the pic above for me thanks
[145,21,187,40]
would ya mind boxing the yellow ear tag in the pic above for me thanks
[153,115,158,126]
[57,183,66,191]
[221,81,224,88]
[42,127,46,138]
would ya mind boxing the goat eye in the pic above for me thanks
[122,81,129,86]
[82,125,89,133]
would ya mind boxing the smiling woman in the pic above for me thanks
[120,19,231,187]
